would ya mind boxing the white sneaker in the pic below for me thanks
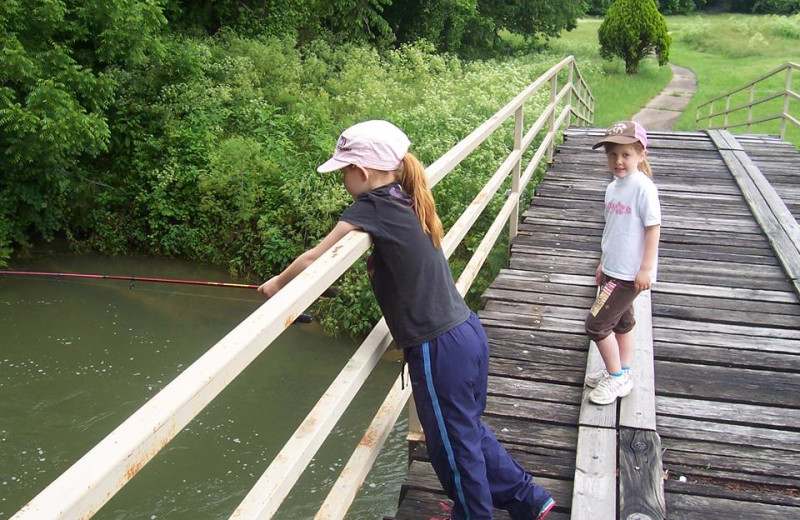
[588,372,633,405]
[584,369,609,388]
[585,368,630,388]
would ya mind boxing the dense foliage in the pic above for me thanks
[1,0,580,337]
[588,0,705,15]
[599,0,672,73]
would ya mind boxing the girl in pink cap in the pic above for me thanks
[259,120,555,519]
[584,120,662,405]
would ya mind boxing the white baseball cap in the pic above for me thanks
[317,120,411,173]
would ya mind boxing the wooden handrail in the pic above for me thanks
[696,62,799,139]
[11,56,594,520]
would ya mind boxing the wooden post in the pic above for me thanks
[548,75,557,163]
[567,61,575,128]
[509,107,523,241]
[781,66,792,139]
[724,95,731,129]
[707,101,714,128]
[747,84,755,133]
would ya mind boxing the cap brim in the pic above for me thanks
[591,136,639,150]
[316,157,350,173]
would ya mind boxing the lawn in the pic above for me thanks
[553,14,800,147]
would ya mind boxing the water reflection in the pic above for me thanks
[0,253,406,519]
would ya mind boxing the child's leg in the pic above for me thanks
[405,313,553,520]
[617,329,636,369]
[595,333,622,374]
[463,314,554,519]
[585,277,639,373]
[405,317,494,520]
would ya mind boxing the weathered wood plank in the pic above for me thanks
[619,428,666,520]
[656,415,800,452]
[655,360,800,406]
[656,395,800,430]
[709,130,800,297]
[665,490,800,519]
[620,291,656,430]
[570,427,617,520]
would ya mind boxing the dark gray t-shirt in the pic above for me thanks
[340,183,470,348]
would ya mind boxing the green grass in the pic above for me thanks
[550,18,674,126]
[667,14,800,147]
[552,14,800,147]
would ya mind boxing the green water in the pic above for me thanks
[0,253,407,519]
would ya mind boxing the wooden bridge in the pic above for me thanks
[391,128,800,519]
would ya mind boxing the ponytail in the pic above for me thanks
[634,142,653,179]
[640,157,653,179]
[400,153,444,249]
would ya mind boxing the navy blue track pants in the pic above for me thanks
[405,312,549,520]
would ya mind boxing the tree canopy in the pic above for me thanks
[598,0,672,74]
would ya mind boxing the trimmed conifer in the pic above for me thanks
[598,0,672,74]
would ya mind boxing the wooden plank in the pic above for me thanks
[666,491,800,519]
[619,428,666,520]
[570,427,617,520]
[656,395,800,430]
[653,341,800,372]
[664,479,800,508]
[620,291,656,430]
[653,316,800,340]
[655,361,800,407]
[656,415,800,452]
[578,340,616,428]
[661,438,800,475]
[708,130,800,297]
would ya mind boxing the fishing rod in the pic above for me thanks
[0,270,338,323]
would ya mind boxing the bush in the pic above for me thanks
[766,14,800,37]
[598,0,672,74]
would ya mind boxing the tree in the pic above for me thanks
[0,0,167,263]
[598,0,671,74]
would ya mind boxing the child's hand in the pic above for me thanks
[257,277,281,298]
[634,270,652,292]
[595,263,604,285]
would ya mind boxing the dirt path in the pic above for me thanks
[632,63,697,130]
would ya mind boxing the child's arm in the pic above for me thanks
[635,224,661,291]
[258,220,360,298]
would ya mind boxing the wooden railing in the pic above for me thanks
[11,55,593,520]
[696,62,799,139]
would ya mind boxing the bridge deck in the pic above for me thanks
[391,128,800,519]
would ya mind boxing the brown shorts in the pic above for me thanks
[585,276,638,342]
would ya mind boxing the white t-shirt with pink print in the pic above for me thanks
[601,170,661,282]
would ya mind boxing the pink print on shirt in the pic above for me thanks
[606,200,631,215]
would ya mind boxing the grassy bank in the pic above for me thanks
[555,14,799,147]
[668,14,799,147]
[550,19,674,126]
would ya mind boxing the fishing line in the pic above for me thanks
[0,270,339,324]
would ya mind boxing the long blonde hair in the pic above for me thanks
[634,142,653,178]
[399,153,444,248]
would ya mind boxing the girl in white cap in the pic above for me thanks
[584,120,662,405]
[259,120,555,519]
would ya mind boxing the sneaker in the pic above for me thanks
[584,369,609,388]
[588,372,633,405]
[536,497,556,519]
[585,367,630,388]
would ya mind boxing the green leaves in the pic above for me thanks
[598,0,672,73]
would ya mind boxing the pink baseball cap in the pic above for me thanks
[317,120,411,173]
[592,120,648,150]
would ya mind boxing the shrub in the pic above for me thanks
[598,0,672,74]
[766,14,800,37]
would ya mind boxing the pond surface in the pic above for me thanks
[0,252,407,519]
